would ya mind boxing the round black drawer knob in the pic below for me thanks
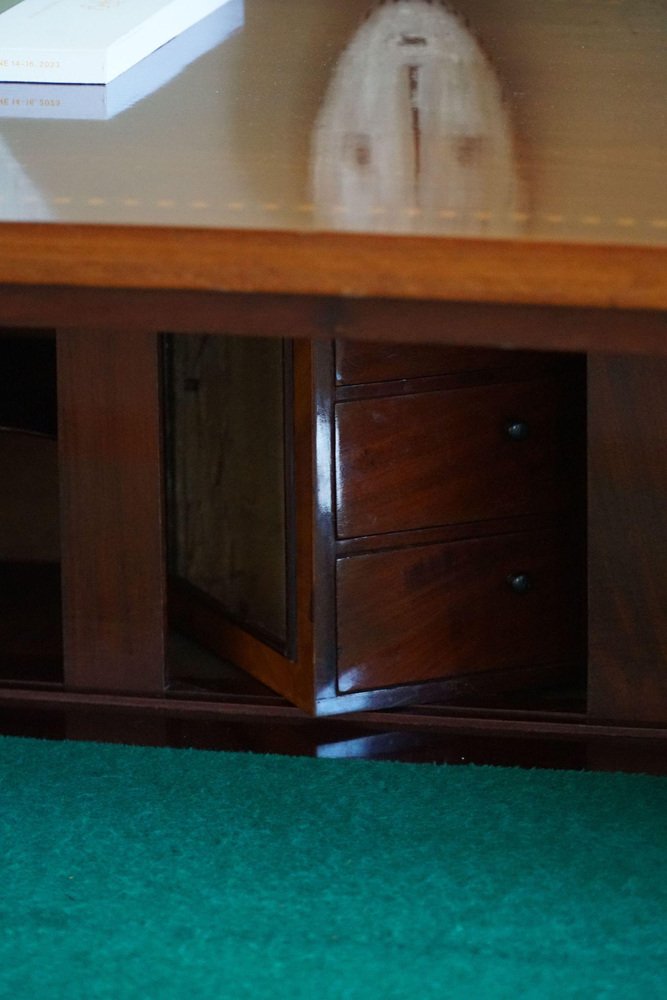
[505,420,530,441]
[507,572,532,594]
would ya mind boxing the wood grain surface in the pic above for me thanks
[588,355,667,723]
[335,342,532,385]
[336,375,583,538]
[1,224,666,313]
[336,527,585,694]
[57,329,166,694]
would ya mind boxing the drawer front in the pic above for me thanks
[335,341,531,386]
[335,376,582,538]
[336,528,584,694]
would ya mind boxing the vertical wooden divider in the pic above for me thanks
[588,355,667,723]
[57,329,166,694]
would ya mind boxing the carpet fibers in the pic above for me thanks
[1,736,666,999]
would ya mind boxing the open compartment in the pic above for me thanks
[0,330,62,685]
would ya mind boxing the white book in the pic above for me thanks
[0,0,235,84]
[0,0,243,119]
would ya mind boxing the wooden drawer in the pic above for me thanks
[335,375,583,538]
[336,528,584,694]
[335,341,534,386]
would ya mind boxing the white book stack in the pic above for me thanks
[0,0,235,85]
[0,0,243,119]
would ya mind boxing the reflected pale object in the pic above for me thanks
[312,0,522,234]
[0,136,51,221]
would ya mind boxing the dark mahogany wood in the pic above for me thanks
[588,355,667,723]
[335,512,568,557]
[165,337,586,716]
[167,339,318,713]
[2,286,667,357]
[335,341,527,385]
[169,579,300,702]
[57,329,166,694]
[335,374,584,539]
[336,526,585,694]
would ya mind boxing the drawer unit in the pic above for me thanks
[167,337,586,716]
[336,375,583,538]
[335,341,528,386]
[336,527,584,694]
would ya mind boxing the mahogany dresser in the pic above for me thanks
[0,0,665,762]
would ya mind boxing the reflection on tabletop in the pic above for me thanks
[0,0,665,241]
[312,0,523,236]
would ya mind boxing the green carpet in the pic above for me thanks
[1,737,666,999]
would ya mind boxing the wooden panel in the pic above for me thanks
[588,356,667,723]
[168,335,289,648]
[2,288,667,359]
[332,301,667,359]
[1,224,666,313]
[336,374,583,538]
[167,339,317,714]
[336,527,585,694]
[57,329,166,694]
[168,579,295,701]
[335,341,527,386]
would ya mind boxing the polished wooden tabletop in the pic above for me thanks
[0,0,666,309]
